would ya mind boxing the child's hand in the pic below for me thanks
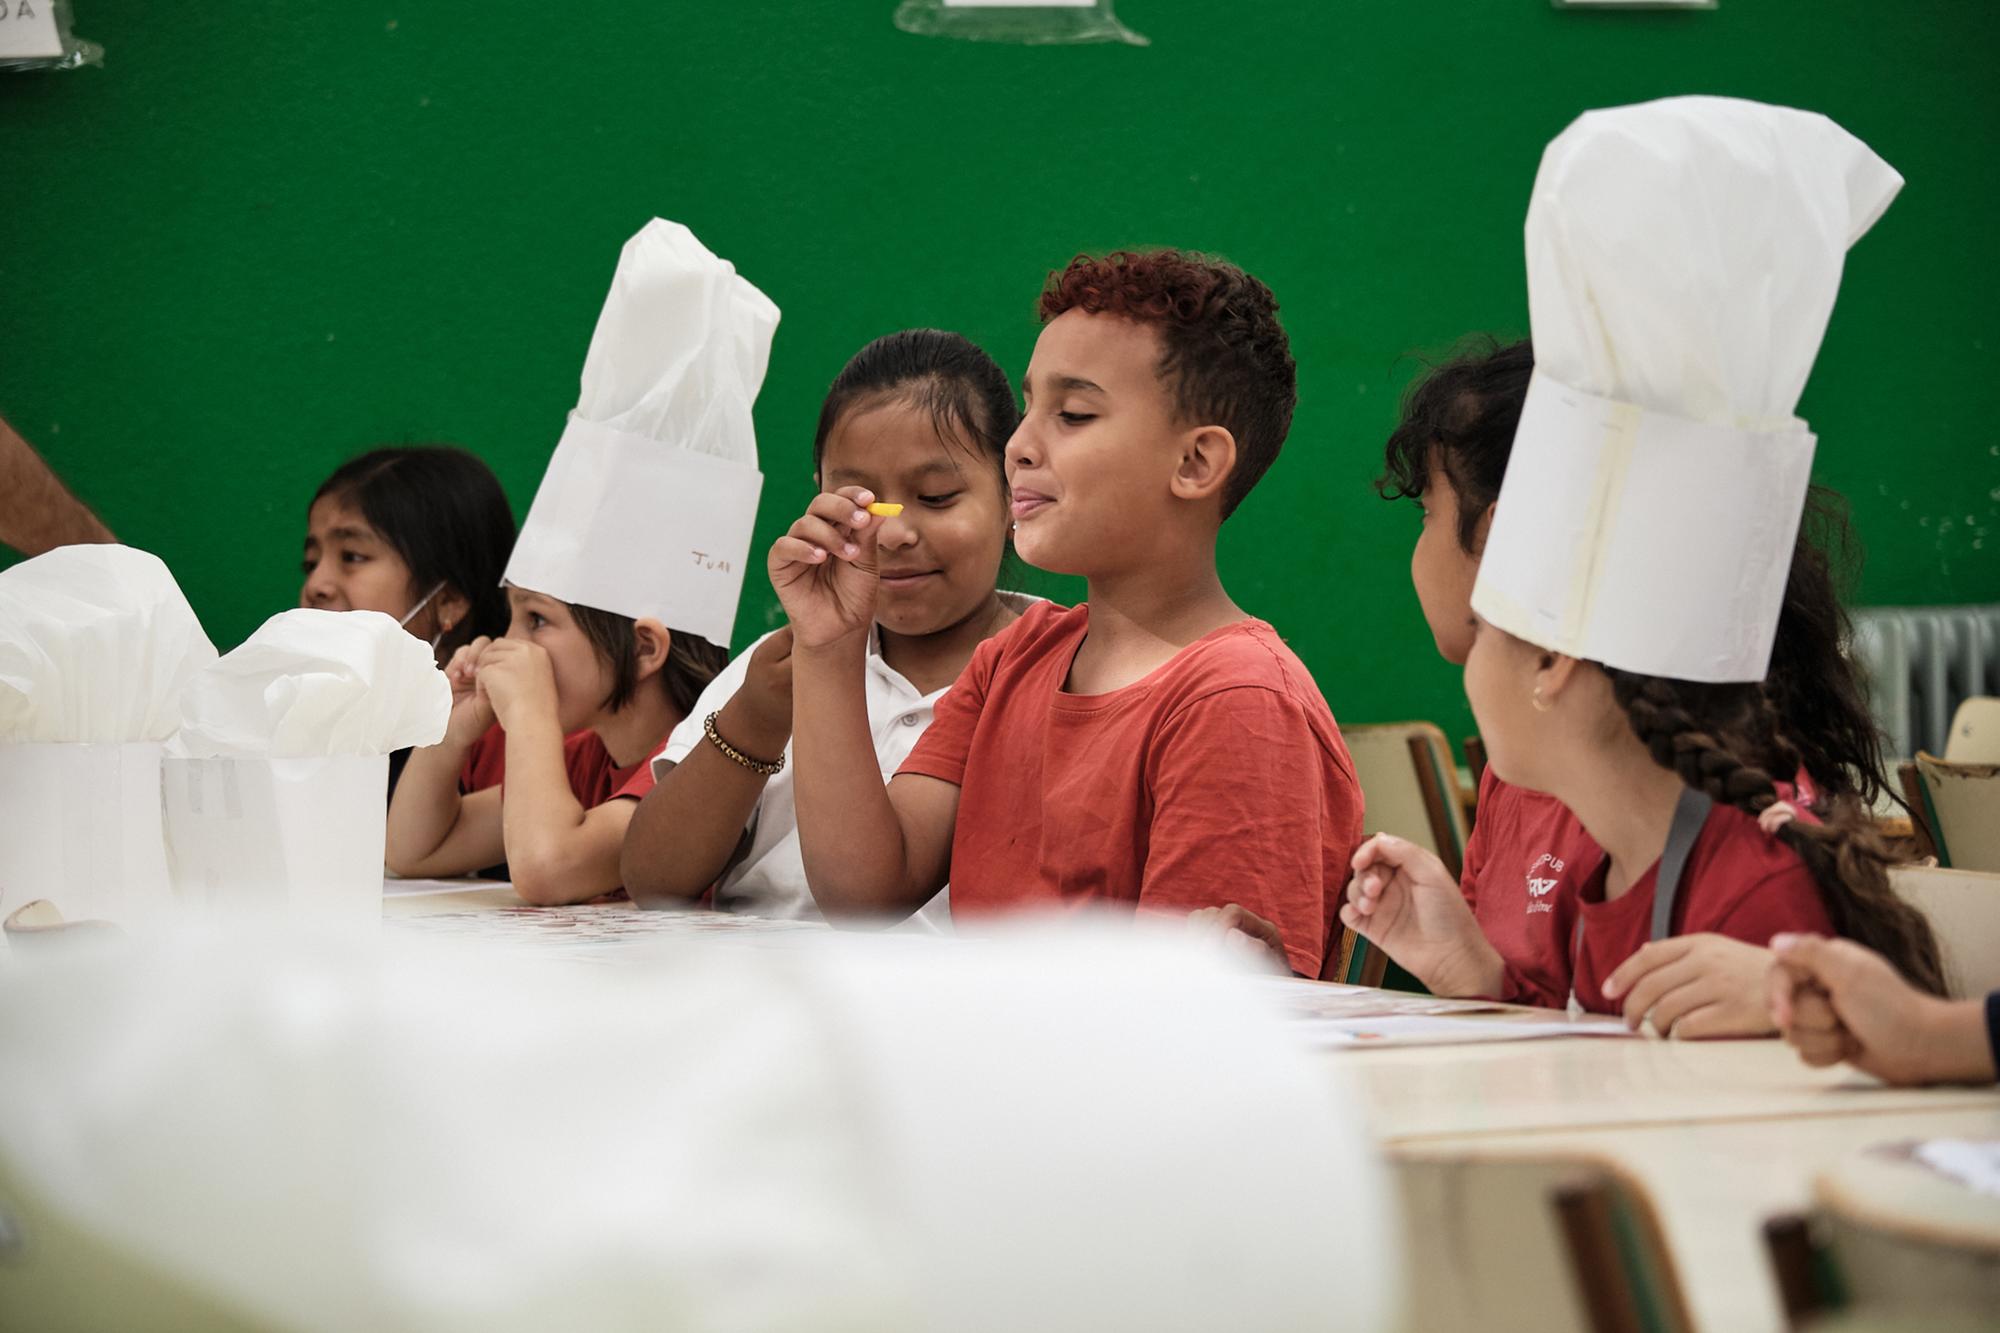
[441,636,497,748]
[474,638,558,733]
[1766,933,1989,1084]
[1342,834,1502,997]
[1186,903,1292,975]
[717,625,794,759]
[768,487,882,651]
[1602,934,1775,1038]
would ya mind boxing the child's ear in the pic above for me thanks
[1470,503,1496,556]
[631,617,673,681]
[1168,425,1238,506]
[1536,652,1584,702]
[434,585,472,637]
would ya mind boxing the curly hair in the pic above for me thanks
[1380,338,1891,808]
[1605,669,1945,996]
[1038,249,1297,519]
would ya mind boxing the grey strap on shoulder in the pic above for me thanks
[1649,786,1714,942]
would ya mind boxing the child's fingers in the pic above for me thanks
[788,514,862,560]
[804,491,877,535]
[1791,1028,1849,1067]
[1787,986,1841,1036]
[1349,833,1404,875]
[770,535,831,569]
[1338,902,1375,941]
[826,485,875,508]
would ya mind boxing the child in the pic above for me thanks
[622,330,1033,920]
[775,250,1362,978]
[384,590,726,902]
[1341,340,1930,1027]
[304,445,516,798]
[386,218,775,905]
[1769,935,1998,1086]
[1344,97,1944,1033]
[302,446,515,667]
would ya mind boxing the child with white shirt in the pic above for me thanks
[622,330,1031,921]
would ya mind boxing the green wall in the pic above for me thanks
[4,0,1996,745]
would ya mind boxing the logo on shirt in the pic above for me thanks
[1526,852,1565,915]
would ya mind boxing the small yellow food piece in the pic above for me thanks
[865,502,903,517]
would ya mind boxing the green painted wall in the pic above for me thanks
[4,0,1995,745]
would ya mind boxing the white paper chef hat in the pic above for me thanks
[503,219,780,646]
[1471,96,1902,682]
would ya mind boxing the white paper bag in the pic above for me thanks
[0,742,174,930]
[161,755,388,921]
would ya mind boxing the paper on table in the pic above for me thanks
[382,877,511,898]
[1250,976,1512,1020]
[1296,1011,1634,1049]
[1911,1139,2000,1199]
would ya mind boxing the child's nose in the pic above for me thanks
[300,562,339,608]
[877,511,918,548]
[1004,420,1041,471]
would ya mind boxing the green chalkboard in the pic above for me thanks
[3,0,1995,748]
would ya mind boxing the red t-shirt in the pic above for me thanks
[459,723,656,806]
[1568,801,1834,1013]
[1459,769,1600,1008]
[898,601,1364,978]
[1463,769,1831,1012]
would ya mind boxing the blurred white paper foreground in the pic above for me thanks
[0,919,1398,1333]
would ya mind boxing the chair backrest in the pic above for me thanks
[1765,1143,2000,1327]
[1343,722,1470,878]
[1396,1151,1693,1333]
[1913,753,2000,873]
[1887,864,2000,999]
[1944,696,2000,764]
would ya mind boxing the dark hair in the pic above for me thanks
[1605,670,1945,996]
[1037,249,1297,519]
[811,328,1020,481]
[568,602,728,717]
[311,446,516,656]
[1379,338,1891,806]
[1377,336,1534,553]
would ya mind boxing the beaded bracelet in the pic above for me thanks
[703,711,785,776]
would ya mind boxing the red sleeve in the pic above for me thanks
[1457,773,1565,1008]
[896,632,999,787]
[1137,686,1343,979]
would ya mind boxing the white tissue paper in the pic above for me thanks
[0,919,1397,1333]
[0,545,215,929]
[163,609,449,919]
[1471,96,1902,682]
[503,218,780,646]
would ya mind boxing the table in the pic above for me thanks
[378,888,1999,1332]
[1334,1031,2000,1332]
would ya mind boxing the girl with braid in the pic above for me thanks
[1342,98,1945,1035]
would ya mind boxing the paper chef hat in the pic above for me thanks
[1470,97,1902,682]
[503,219,780,647]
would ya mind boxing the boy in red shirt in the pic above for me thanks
[772,250,1362,977]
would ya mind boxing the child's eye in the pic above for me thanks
[919,492,962,508]
[529,612,548,629]
[342,551,370,564]
[1056,411,1095,425]
[300,560,315,576]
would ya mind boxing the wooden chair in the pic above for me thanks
[1343,722,1469,880]
[1943,696,2000,763]
[1764,1143,2000,1330]
[1886,865,2000,999]
[1333,723,1468,991]
[1912,752,2000,872]
[1895,760,1940,861]
[1395,1150,1694,1333]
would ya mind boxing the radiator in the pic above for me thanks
[1850,604,2000,758]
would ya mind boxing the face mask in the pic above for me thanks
[398,581,450,650]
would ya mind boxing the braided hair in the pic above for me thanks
[1605,670,1945,996]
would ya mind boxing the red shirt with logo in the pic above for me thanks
[1462,769,1827,1011]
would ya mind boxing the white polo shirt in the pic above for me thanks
[652,592,1037,924]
